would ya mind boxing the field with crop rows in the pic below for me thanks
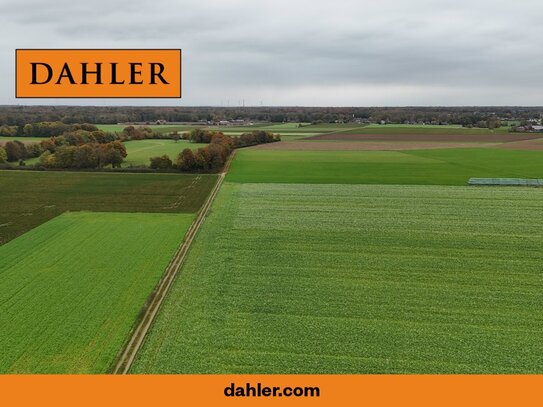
[226,148,543,185]
[0,171,216,245]
[0,211,193,373]
[133,183,543,373]
[4,120,542,375]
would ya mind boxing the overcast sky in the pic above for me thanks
[0,0,542,106]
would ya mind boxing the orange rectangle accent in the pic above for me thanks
[1,375,543,407]
[15,49,181,98]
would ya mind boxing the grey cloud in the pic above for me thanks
[0,0,542,105]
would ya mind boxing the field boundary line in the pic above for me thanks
[297,124,369,140]
[112,151,236,374]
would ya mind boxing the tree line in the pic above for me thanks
[0,146,7,164]
[3,120,183,141]
[0,124,169,166]
[2,122,101,138]
[0,121,167,140]
[39,142,127,169]
[0,128,127,169]
[1,106,541,127]
[1,127,279,172]
[150,130,280,172]
[2,140,43,163]
[37,130,127,169]
[183,128,280,147]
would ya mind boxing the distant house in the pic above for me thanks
[352,118,368,124]
[513,125,543,133]
[155,120,167,125]
[218,120,230,126]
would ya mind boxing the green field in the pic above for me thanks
[212,123,313,132]
[295,123,370,132]
[226,148,543,185]
[97,123,312,135]
[4,122,542,375]
[123,139,202,166]
[132,183,543,373]
[0,211,193,373]
[21,139,204,167]
[0,171,216,245]
[96,124,197,134]
[257,123,311,130]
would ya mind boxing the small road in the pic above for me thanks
[112,151,236,374]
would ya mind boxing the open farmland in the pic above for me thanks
[252,140,500,150]
[123,139,202,166]
[498,138,543,151]
[209,123,315,133]
[0,211,193,373]
[293,123,370,132]
[0,171,216,245]
[22,139,205,167]
[95,124,197,134]
[4,119,543,375]
[303,132,540,142]
[132,183,543,373]
[321,123,511,135]
[220,132,319,140]
[251,122,311,130]
[226,148,543,185]
[97,122,318,136]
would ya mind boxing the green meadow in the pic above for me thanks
[296,123,370,132]
[95,124,196,134]
[226,148,543,185]
[0,211,193,373]
[123,139,202,166]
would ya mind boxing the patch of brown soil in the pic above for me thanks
[498,138,543,151]
[304,133,541,142]
[251,141,500,151]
